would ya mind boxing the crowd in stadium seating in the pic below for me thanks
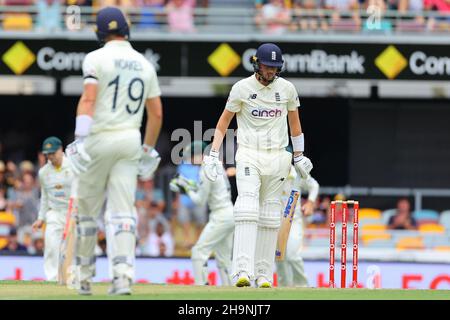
[1,153,449,257]
[254,0,450,33]
[0,0,448,32]
[0,156,179,257]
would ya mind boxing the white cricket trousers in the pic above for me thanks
[191,205,235,285]
[76,129,141,282]
[232,146,292,282]
[43,210,66,281]
[276,215,309,287]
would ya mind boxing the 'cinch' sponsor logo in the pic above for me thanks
[251,108,282,118]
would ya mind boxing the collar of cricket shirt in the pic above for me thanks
[104,40,132,48]
[252,74,274,91]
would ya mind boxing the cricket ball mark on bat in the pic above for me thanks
[275,189,300,261]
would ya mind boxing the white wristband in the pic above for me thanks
[210,149,219,158]
[75,115,93,138]
[291,134,304,152]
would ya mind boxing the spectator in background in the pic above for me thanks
[388,198,417,230]
[0,228,28,253]
[396,0,425,30]
[325,0,361,31]
[8,173,40,230]
[135,178,166,254]
[19,160,35,177]
[308,195,330,226]
[166,0,196,33]
[136,0,165,30]
[5,161,20,192]
[424,0,450,30]
[136,180,151,250]
[0,161,6,190]
[28,230,45,255]
[144,221,174,257]
[290,0,329,31]
[35,0,62,32]
[0,186,10,212]
[37,152,47,169]
[255,0,292,34]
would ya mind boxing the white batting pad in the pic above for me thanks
[231,221,257,279]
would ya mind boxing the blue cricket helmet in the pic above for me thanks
[252,43,284,70]
[95,6,130,43]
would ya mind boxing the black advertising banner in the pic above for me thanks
[1,38,450,81]
[0,39,181,77]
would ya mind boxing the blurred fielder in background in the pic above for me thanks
[276,165,319,287]
[65,7,163,295]
[170,141,235,286]
[32,136,74,281]
[203,43,313,288]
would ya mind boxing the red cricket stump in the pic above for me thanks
[351,201,359,288]
[341,202,348,288]
[329,201,336,288]
[329,200,359,289]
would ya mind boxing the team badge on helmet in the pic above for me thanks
[95,7,130,44]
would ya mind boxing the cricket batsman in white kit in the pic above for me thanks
[170,141,234,286]
[65,7,163,295]
[276,165,319,287]
[32,137,74,281]
[203,43,313,288]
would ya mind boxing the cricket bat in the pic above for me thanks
[275,189,300,261]
[58,178,79,285]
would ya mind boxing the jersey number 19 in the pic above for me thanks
[108,75,145,115]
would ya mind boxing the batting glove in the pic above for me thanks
[202,149,223,182]
[65,139,92,175]
[169,174,198,194]
[169,176,181,193]
[138,144,161,180]
[293,154,313,179]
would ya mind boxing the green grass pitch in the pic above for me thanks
[0,281,449,300]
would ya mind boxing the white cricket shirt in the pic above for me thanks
[187,166,234,212]
[82,40,161,134]
[38,156,74,220]
[225,75,300,150]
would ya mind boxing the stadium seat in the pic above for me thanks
[413,209,440,222]
[418,223,445,234]
[358,208,382,220]
[381,209,397,225]
[2,13,33,31]
[359,218,383,226]
[363,238,395,248]
[439,210,450,229]
[395,20,425,33]
[396,237,425,250]
[361,224,387,232]
[362,233,391,245]
[0,211,15,250]
[0,211,16,225]
[434,245,450,252]
[330,19,360,32]
[422,234,449,248]
[307,237,329,247]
